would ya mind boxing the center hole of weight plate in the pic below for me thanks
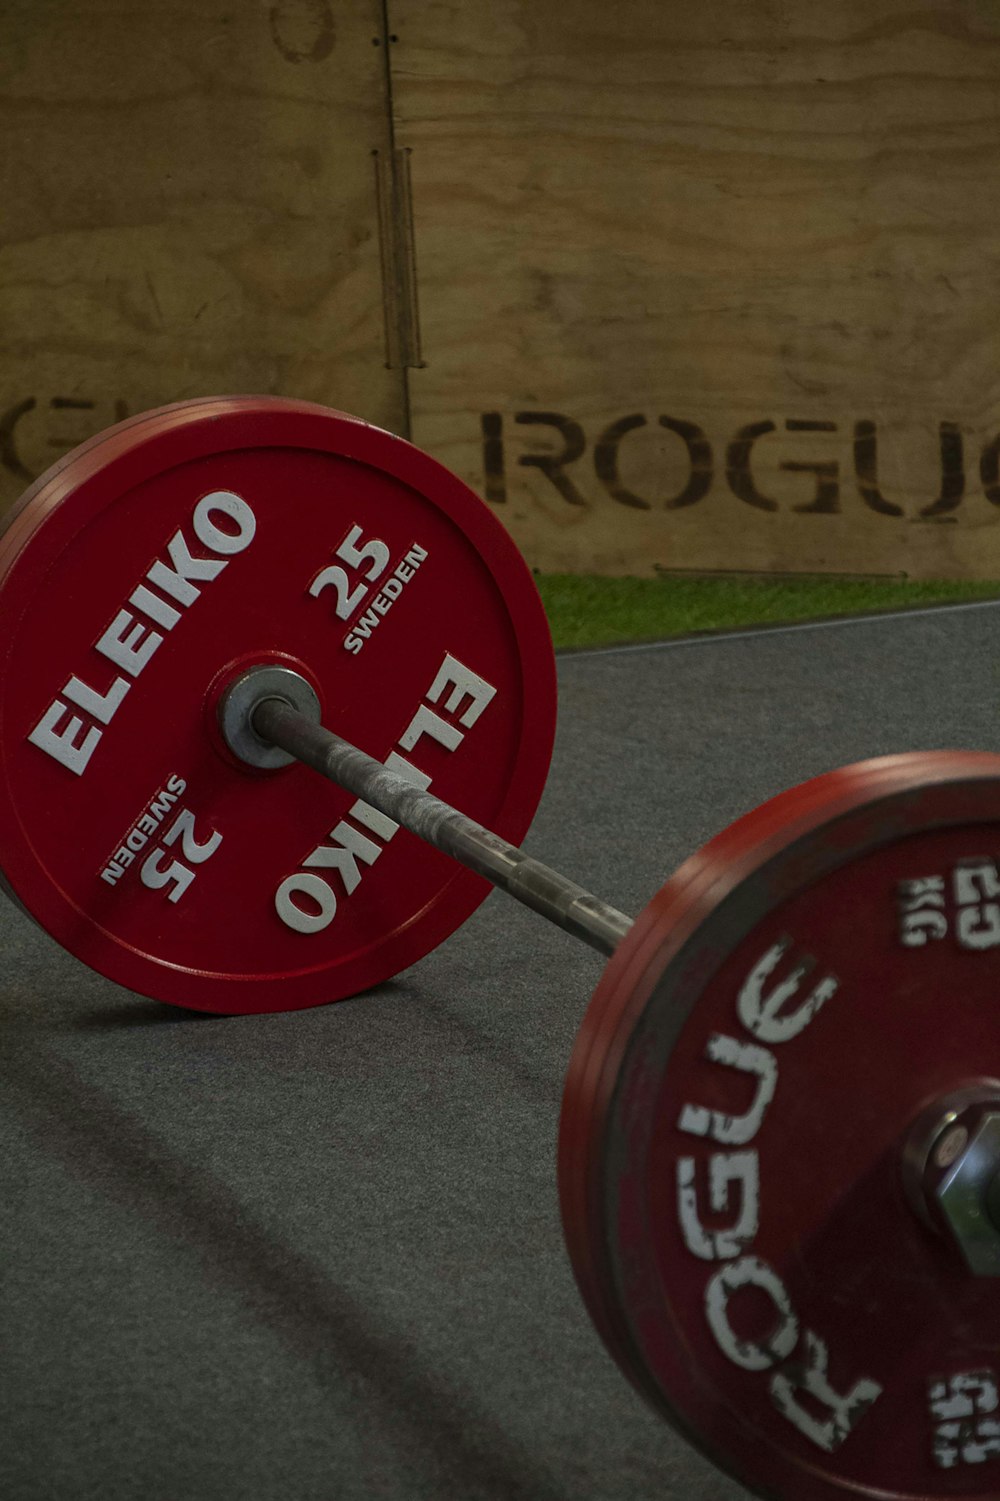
[218,664,322,770]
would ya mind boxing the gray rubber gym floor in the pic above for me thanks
[2,601,998,1501]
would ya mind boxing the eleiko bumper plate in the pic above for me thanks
[0,398,555,1012]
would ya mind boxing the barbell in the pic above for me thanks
[1,395,999,1501]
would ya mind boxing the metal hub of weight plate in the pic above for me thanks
[560,750,1000,1501]
[0,397,556,1012]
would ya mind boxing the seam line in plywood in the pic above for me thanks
[375,3,423,410]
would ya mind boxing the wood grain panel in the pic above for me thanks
[389,0,1000,576]
[0,0,403,513]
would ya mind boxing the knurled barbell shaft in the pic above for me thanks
[252,697,634,957]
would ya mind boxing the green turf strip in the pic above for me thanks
[536,574,1000,651]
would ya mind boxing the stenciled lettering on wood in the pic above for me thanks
[480,412,993,520]
[1,396,131,486]
[5,400,994,529]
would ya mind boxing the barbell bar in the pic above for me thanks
[242,675,633,956]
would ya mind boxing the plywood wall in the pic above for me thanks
[389,0,1000,577]
[0,0,403,513]
[7,2,1000,579]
